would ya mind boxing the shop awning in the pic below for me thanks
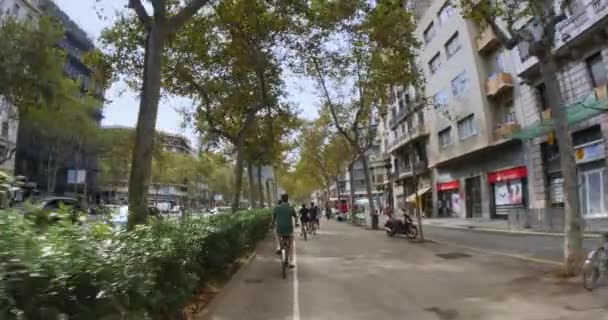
[509,92,608,140]
[405,186,431,203]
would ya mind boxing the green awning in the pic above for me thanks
[509,92,608,140]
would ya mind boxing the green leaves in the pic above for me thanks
[0,208,272,319]
[0,16,68,113]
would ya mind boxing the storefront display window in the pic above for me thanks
[580,168,607,218]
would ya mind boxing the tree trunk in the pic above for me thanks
[541,54,584,274]
[247,161,256,208]
[127,24,164,230]
[257,164,264,208]
[410,150,424,241]
[231,148,245,212]
[230,108,258,212]
[265,179,272,207]
[348,162,355,223]
[361,154,378,229]
[46,153,52,193]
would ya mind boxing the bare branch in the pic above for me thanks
[128,0,151,28]
[311,55,355,146]
[166,0,210,34]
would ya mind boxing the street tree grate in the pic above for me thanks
[436,252,472,260]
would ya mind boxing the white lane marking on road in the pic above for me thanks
[293,240,301,320]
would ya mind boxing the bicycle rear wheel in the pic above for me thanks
[281,249,287,279]
[582,263,601,290]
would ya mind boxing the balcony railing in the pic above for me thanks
[387,125,429,153]
[493,122,521,141]
[476,26,499,54]
[394,160,428,179]
[486,72,514,97]
[558,0,608,44]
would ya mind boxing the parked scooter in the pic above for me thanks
[384,213,419,239]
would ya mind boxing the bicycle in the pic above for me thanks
[300,220,309,241]
[279,235,292,279]
[308,220,316,238]
[583,245,608,290]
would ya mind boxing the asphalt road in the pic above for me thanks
[423,226,601,263]
[196,220,608,320]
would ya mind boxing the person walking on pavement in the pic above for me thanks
[310,202,320,231]
[272,194,298,268]
[325,203,331,220]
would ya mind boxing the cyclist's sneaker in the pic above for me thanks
[289,264,296,269]
[276,249,281,255]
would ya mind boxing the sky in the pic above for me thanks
[53,0,319,145]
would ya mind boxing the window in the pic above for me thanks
[407,118,414,134]
[428,53,441,74]
[438,2,456,25]
[1,121,8,138]
[445,32,461,58]
[580,168,608,218]
[587,53,607,87]
[434,88,450,108]
[423,22,436,43]
[502,100,516,124]
[391,108,397,119]
[451,71,469,97]
[438,127,452,148]
[457,115,476,140]
[417,111,424,126]
[536,83,549,110]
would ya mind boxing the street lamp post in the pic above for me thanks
[384,157,393,214]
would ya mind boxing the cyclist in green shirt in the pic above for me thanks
[272,193,298,268]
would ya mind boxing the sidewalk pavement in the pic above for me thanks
[423,217,602,238]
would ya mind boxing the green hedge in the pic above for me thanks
[0,209,272,320]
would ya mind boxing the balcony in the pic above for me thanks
[389,106,411,129]
[486,72,514,97]
[388,125,429,153]
[558,0,608,46]
[493,122,521,140]
[476,26,500,54]
[395,160,428,180]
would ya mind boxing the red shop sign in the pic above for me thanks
[488,166,528,184]
[437,180,460,191]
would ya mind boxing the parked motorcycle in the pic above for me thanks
[384,214,419,239]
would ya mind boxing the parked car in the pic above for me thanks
[30,196,82,211]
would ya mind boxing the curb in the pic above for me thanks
[429,237,563,267]
[194,242,261,319]
[423,223,602,238]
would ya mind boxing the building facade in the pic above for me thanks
[407,0,529,220]
[0,0,44,173]
[511,0,608,230]
[14,0,105,199]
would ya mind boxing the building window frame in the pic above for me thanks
[445,32,461,58]
[457,114,477,140]
[423,22,436,44]
[438,127,452,148]
[428,53,442,75]
[437,1,456,25]
[587,52,607,87]
[451,71,470,97]
[580,168,608,218]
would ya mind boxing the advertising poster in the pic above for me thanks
[494,179,523,206]
[451,193,461,216]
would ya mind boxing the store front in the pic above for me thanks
[488,166,528,218]
[436,180,461,217]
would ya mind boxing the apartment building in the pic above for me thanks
[407,0,530,220]
[511,0,608,230]
[14,0,105,199]
[0,0,43,173]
